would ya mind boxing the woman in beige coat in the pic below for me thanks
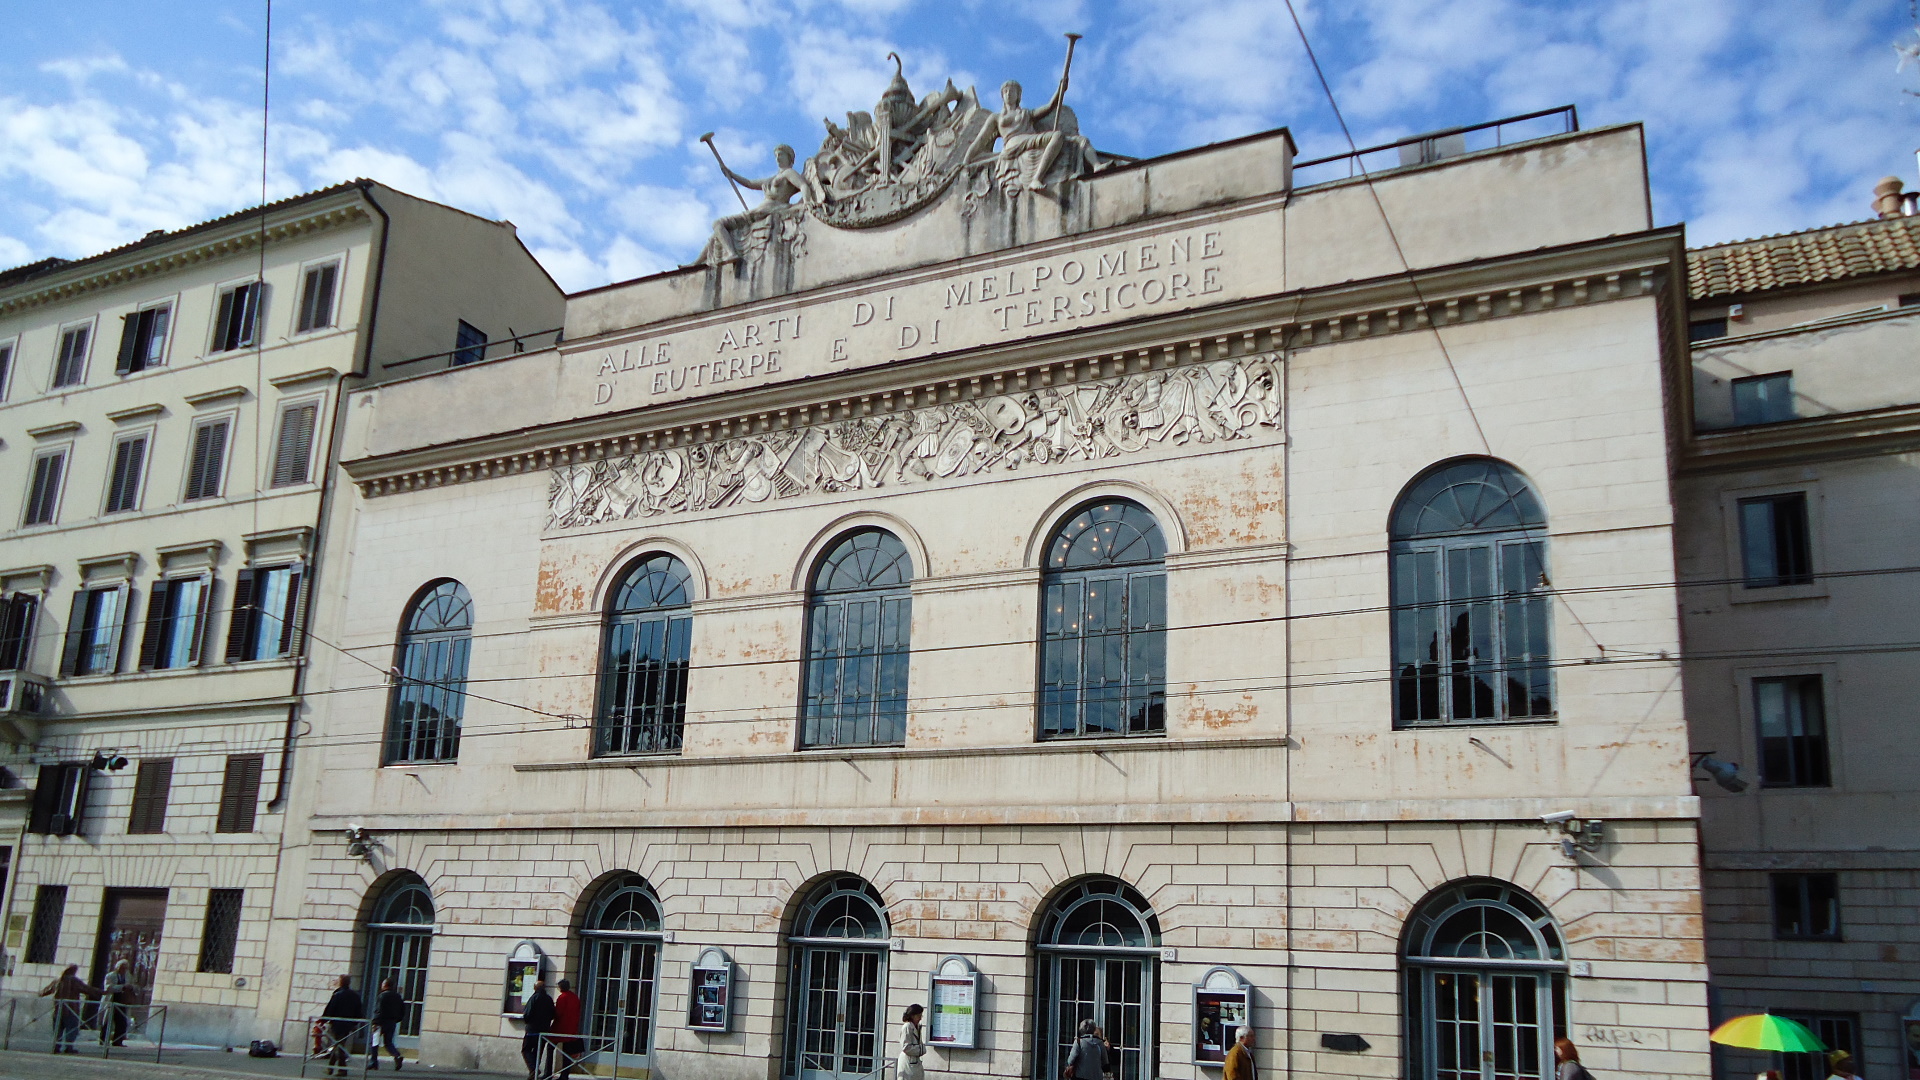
[897,1004,927,1080]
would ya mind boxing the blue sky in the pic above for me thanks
[3,0,1916,292]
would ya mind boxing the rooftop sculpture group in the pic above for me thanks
[702,35,1104,266]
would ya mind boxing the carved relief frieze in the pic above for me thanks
[547,354,1283,529]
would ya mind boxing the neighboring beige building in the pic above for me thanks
[1680,194,1920,1079]
[290,91,1712,1080]
[0,180,562,1046]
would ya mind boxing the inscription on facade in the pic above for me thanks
[549,354,1283,528]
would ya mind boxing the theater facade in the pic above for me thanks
[287,79,1711,1080]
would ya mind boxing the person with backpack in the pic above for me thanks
[1555,1038,1596,1080]
[1065,1019,1106,1080]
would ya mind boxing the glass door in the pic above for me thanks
[797,946,883,1080]
[587,937,660,1056]
[1420,969,1551,1080]
[368,929,432,1045]
[1044,953,1153,1080]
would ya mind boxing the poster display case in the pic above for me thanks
[502,940,547,1016]
[926,956,981,1049]
[1192,966,1251,1065]
[688,947,735,1032]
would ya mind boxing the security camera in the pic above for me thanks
[1540,810,1576,825]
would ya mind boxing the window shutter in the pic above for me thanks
[217,754,264,833]
[104,585,135,676]
[107,436,146,512]
[270,403,318,487]
[52,766,89,836]
[1,594,40,671]
[127,759,172,834]
[138,579,173,671]
[59,590,88,677]
[188,576,213,666]
[278,568,305,656]
[224,570,256,663]
[214,289,237,351]
[185,420,229,500]
[28,764,60,834]
[0,596,15,669]
[115,312,139,375]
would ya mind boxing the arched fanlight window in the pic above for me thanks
[794,876,891,940]
[1040,501,1167,739]
[801,530,912,749]
[579,875,663,1056]
[1035,878,1161,1080]
[597,554,693,756]
[1390,459,1553,727]
[364,876,434,1042]
[384,580,473,765]
[1402,879,1567,1080]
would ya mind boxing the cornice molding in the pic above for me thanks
[105,403,166,423]
[346,231,1680,499]
[0,204,370,318]
[1679,401,1920,475]
[184,385,250,407]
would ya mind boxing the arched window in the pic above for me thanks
[364,876,435,1045]
[385,580,473,765]
[1035,878,1161,1080]
[785,877,890,1080]
[597,554,693,756]
[801,530,911,749]
[1040,501,1167,739]
[1390,459,1553,726]
[579,875,663,1057]
[1403,879,1567,1080]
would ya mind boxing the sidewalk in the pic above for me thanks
[0,1045,523,1080]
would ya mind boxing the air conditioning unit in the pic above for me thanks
[0,673,49,745]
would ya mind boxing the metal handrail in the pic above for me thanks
[288,1015,373,1078]
[1292,105,1580,186]
[1,999,168,1063]
[535,1030,627,1080]
[384,327,565,370]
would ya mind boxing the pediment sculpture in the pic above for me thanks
[702,36,1104,266]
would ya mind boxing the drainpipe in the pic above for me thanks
[267,181,391,811]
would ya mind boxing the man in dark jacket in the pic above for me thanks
[322,975,366,1078]
[371,978,407,1070]
[551,980,584,1080]
[520,979,555,1080]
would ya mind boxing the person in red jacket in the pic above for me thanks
[551,979,584,1080]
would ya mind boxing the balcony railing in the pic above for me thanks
[1292,106,1580,189]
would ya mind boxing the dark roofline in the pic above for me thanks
[0,257,72,290]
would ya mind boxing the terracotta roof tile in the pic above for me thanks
[1688,214,1920,300]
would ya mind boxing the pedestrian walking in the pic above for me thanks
[897,1005,927,1080]
[1065,1019,1106,1080]
[371,977,406,1070]
[1223,1025,1255,1080]
[1555,1038,1596,1080]
[100,960,133,1047]
[551,979,584,1080]
[1096,1025,1117,1080]
[520,978,554,1080]
[39,964,101,1055]
[1827,1051,1861,1080]
[323,974,366,1078]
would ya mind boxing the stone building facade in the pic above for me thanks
[289,92,1711,1080]
[1680,204,1920,1079]
[0,181,562,1045]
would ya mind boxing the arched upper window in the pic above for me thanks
[801,530,912,749]
[584,875,662,935]
[1390,459,1553,727]
[1040,501,1167,739]
[1035,877,1162,1080]
[1038,877,1162,949]
[793,876,890,940]
[1403,880,1566,1080]
[369,878,436,928]
[597,554,693,757]
[384,581,473,765]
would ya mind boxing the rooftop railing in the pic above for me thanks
[386,326,565,372]
[1291,106,1580,189]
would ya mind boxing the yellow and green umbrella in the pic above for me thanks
[1709,1015,1826,1053]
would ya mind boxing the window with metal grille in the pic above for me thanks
[23,449,66,526]
[595,555,692,756]
[114,302,172,375]
[216,754,264,833]
[61,584,130,677]
[1040,501,1167,740]
[25,885,66,964]
[270,402,319,487]
[1391,459,1554,727]
[1772,872,1840,940]
[198,889,243,973]
[139,576,210,671]
[1755,675,1829,787]
[0,593,39,670]
[104,434,148,513]
[183,418,231,501]
[51,323,90,387]
[126,759,173,834]
[1731,372,1794,426]
[212,282,262,352]
[385,581,473,765]
[223,566,302,662]
[452,320,487,366]
[296,262,338,332]
[1740,493,1812,588]
[801,530,911,749]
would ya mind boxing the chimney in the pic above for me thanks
[1874,176,1907,219]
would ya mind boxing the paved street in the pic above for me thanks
[0,1046,521,1080]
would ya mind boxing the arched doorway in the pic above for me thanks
[579,875,663,1058]
[1403,879,1568,1080]
[1034,877,1161,1080]
[363,876,434,1046]
[784,876,890,1080]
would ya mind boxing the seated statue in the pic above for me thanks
[708,145,806,264]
